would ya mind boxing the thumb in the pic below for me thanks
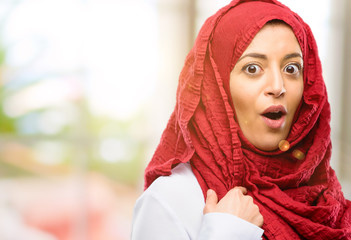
[234,186,248,195]
[203,189,218,214]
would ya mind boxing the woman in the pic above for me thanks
[131,0,351,239]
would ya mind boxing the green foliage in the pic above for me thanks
[0,42,16,133]
[0,103,16,133]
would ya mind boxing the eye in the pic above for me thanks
[243,64,262,75]
[284,64,301,74]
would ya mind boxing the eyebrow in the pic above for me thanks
[283,53,303,60]
[237,52,303,63]
[237,53,267,62]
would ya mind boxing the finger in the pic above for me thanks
[233,186,247,195]
[203,189,218,214]
[206,189,218,204]
[253,214,264,227]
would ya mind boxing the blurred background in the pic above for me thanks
[0,0,350,239]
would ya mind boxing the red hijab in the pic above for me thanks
[145,0,351,239]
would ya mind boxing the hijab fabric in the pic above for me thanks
[144,0,351,239]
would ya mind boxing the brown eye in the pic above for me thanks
[244,64,261,75]
[284,64,300,74]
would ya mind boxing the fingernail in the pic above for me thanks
[207,189,213,196]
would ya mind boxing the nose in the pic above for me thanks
[264,67,286,97]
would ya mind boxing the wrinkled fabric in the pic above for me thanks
[144,0,351,239]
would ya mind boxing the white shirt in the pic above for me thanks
[131,163,264,239]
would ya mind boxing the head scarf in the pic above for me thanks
[144,0,351,239]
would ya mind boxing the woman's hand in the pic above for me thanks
[203,187,264,227]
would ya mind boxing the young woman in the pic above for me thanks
[131,0,351,239]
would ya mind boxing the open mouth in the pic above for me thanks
[261,105,287,129]
[263,111,284,120]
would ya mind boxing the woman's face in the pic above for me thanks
[230,23,304,151]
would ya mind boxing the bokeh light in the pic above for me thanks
[292,149,306,161]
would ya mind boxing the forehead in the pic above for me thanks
[243,23,302,55]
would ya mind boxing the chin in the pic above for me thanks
[255,143,279,152]
[252,134,287,152]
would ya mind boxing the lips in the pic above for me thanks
[261,105,287,129]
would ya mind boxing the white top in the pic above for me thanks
[131,163,264,239]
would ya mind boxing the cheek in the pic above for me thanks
[229,71,264,124]
[288,81,304,111]
[230,77,263,123]
[231,90,257,121]
[233,94,252,110]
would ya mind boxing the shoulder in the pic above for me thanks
[135,163,205,237]
[144,163,204,209]
[147,163,202,195]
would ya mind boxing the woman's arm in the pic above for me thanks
[131,188,263,240]
[131,164,263,239]
[198,212,264,240]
